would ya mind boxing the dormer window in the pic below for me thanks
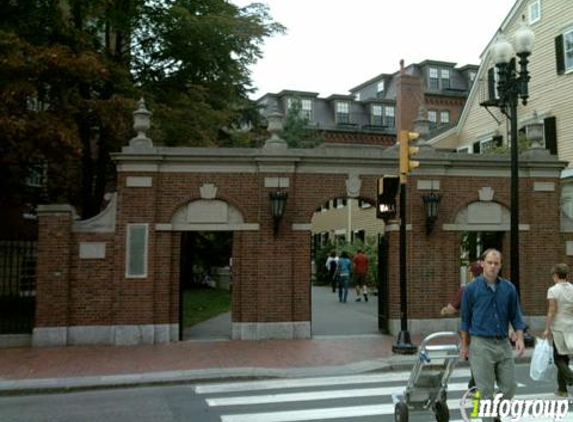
[371,104,383,126]
[440,69,451,89]
[429,68,439,89]
[377,80,385,93]
[336,101,350,124]
[384,106,395,128]
[429,67,452,90]
[287,97,313,121]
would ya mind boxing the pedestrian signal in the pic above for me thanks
[376,175,400,221]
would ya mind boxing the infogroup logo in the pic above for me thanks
[460,388,570,422]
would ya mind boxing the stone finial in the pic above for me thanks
[263,110,287,151]
[527,111,544,150]
[129,98,153,148]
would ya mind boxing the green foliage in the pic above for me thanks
[281,97,323,148]
[484,132,531,155]
[182,287,231,328]
[0,0,284,217]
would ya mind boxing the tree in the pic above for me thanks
[281,97,323,148]
[0,0,284,218]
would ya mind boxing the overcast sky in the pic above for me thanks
[232,0,517,99]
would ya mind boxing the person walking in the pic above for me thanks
[337,251,352,303]
[352,249,369,302]
[460,249,526,422]
[441,262,482,316]
[543,263,573,397]
[441,262,482,391]
[325,251,339,293]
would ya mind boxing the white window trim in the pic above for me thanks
[528,0,541,25]
[440,110,450,124]
[126,223,149,278]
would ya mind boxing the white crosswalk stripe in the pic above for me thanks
[194,369,472,394]
[195,369,572,422]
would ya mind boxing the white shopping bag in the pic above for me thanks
[529,337,554,381]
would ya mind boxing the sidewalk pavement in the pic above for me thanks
[0,286,535,395]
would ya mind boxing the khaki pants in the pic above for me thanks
[469,336,516,421]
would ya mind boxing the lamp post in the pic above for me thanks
[491,18,534,296]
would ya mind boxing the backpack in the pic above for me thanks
[329,259,337,274]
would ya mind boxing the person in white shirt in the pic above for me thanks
[543,263,573,397]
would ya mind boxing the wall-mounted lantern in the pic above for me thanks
[422,191,441,235]
[269,190,288,236]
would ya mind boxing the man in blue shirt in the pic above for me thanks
[460,248,526,422]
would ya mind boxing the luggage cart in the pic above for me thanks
[394,331,461,422]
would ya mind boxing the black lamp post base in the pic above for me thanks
[392,330,418,354]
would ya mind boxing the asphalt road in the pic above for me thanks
[1,364,570,422]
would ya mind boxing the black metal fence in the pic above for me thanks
[0,240,37,334]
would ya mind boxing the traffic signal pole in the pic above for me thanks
[392,131,419,354]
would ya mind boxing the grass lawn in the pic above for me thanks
[182,287,231,328]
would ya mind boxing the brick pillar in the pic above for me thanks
[395,59,424,133]
[33,205,74,346]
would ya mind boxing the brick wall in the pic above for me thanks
[34,145,567,343]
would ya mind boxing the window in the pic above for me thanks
[287,97,313,120]
[555,28,573,74]
[469,71,477,83]
[428,110,437,130]
[25,159,48,187]
[429,67,439,89]
[377,80,385,93]
[336,101,350,124]
[371,104,383,126]
[353,230,365,243]
[440,110,450,125]
[440,69,451,89]
[334,198,347,208]
[126,224,148,278]
[474,136,503,154]
[384,106,395,128]
[485,67,500,103]
[355,92,361,101]
[301,99,313,120]
[529,0,541,24]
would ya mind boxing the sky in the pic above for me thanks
[232,0,518,99]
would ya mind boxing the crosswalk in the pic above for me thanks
[194,368,573,422]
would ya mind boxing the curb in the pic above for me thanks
[0,354,532,396]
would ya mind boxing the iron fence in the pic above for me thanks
[0,240,37,334]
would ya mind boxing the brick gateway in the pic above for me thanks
[32,122,568,346]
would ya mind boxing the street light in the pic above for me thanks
[490,18,534,297]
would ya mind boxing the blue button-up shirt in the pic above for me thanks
[460,275,526,337]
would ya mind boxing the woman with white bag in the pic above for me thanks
[543,263,573,397]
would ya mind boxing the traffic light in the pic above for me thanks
[376,175,400,221]
[399,130,420,179]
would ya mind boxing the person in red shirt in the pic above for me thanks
[352,249,369,302]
